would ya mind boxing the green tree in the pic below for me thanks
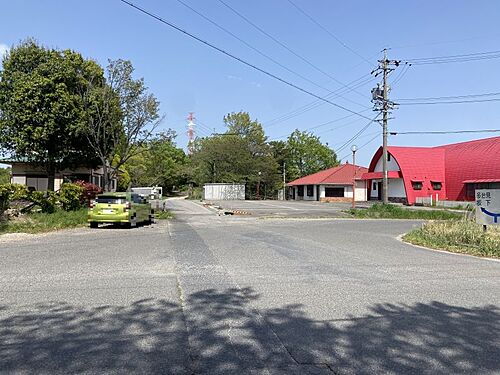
[121,131,188,193]
[191,112,280,199]
[82,59,161,191]
[0,167,11,184]
[286,129,338,180]
[0,39,103,190]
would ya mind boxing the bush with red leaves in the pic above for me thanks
[75,180,102,206]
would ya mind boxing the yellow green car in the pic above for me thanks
[88,192,154,228]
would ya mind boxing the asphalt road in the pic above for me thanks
[203,199,367,217]
[0,198,499,374]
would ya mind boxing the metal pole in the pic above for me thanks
[352,149,357,209]
[382,49,389,205]
[282,162,286,201]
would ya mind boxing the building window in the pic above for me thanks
[412,181,423,190]
[431,181,442,190]
[387,153,391,162]
[297,186,304,197]
[307,185,314,197]
[373,182,377,190]
[325,187,344,197]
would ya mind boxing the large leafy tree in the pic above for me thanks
[82,59,161,191]
[191,112,280,198]
[286,129,338,180]
[0,39,103,190]
[121,131,188,193]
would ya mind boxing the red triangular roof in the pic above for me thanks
[287,163,368,186]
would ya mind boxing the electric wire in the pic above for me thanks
[337,132,380,162]
[403,49,500,65]
[216,0,369,100]
[390,129,500,135]
[175,0,362,100]
[118,0,374,122]
[395,91,500,101]
[333,114,381,154]
[285,0,373,65]
[397,98,500,105]
[264,75,375,128]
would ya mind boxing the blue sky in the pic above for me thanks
[1,0,499,166]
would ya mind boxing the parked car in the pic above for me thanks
[88,192,154,228]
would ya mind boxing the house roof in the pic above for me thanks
[364,136,500,203]
[287,163,368,186]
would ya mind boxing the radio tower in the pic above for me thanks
[186,112,196,155]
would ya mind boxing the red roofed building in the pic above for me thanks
[287,163,368,202]
[361,136,500,205]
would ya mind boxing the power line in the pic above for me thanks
[285,0,373,66]
[395,91,500,101]
[334,114,381,154]
[403,49,500,65]
[390,129,500,135]
[216,0,368,100]
[397,98,500,105]
[118,0,374,122]
[337,132,380,162]
[174,0,360,99]
[264,74,375,128]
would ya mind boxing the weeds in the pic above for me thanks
[348,203,461,220]
[0,209,88,234]
[404,220,500,258]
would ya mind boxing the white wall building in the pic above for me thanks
[287,163,368,202]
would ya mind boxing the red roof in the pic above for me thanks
[287,163,368,186]
[365,136,500,203]
[463,178,500,183]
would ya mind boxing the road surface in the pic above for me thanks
[0,198,499,374]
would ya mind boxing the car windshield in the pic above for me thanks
[96,196,127,204]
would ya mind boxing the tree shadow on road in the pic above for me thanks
[0,289,498,374]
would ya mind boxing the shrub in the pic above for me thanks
[59,183,85,211]
[28,191,58,213]
[0,183,29,217]
[75,180,102,206]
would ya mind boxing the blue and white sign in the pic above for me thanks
[476,189,500,225]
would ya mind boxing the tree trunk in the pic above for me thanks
[46,164,56,191]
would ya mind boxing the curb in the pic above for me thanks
[396,233,500,263]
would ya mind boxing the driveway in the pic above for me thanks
[202,199,373,217]
[0,199,499,374]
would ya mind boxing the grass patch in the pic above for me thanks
[347,203,462,220]
[155,210,173,220]
[403,220,500,258]
[0,208,88,234]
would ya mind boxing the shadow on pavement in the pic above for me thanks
[0,289,498,374]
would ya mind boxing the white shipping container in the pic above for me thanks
[203,183,245,200]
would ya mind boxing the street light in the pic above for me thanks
[351,145,357,209]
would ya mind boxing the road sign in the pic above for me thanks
[476,189,500,225]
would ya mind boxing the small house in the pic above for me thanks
[287,163,368,202]
[1,158,117,191]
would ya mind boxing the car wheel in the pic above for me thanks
[130,217,137,228]
[90,222,98,229]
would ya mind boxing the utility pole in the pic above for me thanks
[282,162,286,201]
[351,145,357,209]
[371,49,400,204]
